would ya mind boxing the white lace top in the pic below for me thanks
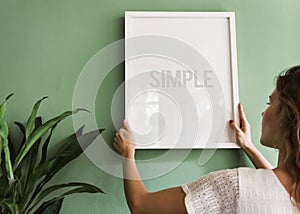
[181,167,298,214]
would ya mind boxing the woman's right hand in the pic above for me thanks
[229,103,255,150]
[229,103,273,169]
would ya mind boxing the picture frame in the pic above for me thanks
[125,11,239,149]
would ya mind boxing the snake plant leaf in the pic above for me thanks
[25,96,47,140]
[30,182,104,211]
[13,109,85,171]
[31,183,103,214]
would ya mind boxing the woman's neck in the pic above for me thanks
[274,149,294,196]
[277,149,286,169]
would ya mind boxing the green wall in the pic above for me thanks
[1,0,300,213]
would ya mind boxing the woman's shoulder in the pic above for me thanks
[237,167,276,182]
[237,167,293,203]
[182,168,239,194]
[238,167,278,187]
[237,168,298,213]
[238,167,272,175]
[206,167,239,178]
[182,168,240,213]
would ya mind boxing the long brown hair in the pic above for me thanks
[276,65,300,210]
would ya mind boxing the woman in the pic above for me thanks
[113,65,300,213]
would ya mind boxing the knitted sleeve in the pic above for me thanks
[181,168,239,214]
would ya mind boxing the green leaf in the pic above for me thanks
[21,117,43,202]
[13,121,26,157]
[49,125,85,159]
[0,176,9,198]
[48,128,104,178]
[0,199,16,214]
[11,122,25,180]
[13,177,23,207]
[31,183,103,214]
[14,121,25,135]
[39,122,58,165]
[0,153,5,177]
[0,94,13,177]
[0,177,18,211]
[21,159,56,212]
[24,128,104,212]
[30,182,104,211]
[7,135,17,169]
[0,117,8,142]
[0,117,14,181]
[32,159,57,181]
[0,93,13,119]
[21,158,56,210]
[13,109,85,171]
[0,137,3,176]
[39,198,64,214]
[25,96,47,140]
[0,95,106,214]
[38,125,85,176]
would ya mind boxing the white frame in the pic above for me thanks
[125,11,239,149]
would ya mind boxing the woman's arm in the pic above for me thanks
[113,120,187,214]
[229,103,273,169]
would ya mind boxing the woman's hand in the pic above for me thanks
[229,103,255,150]
[113,119,136,159]
[229,103,273,169]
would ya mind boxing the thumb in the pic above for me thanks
[123,119,131,132]
[229,120,241,133]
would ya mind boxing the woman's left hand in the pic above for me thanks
[113,119,136,159]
